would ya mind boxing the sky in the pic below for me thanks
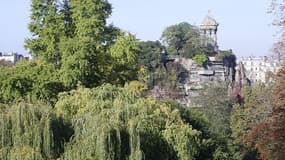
[0,0,279,58]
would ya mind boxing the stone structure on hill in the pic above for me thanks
[200,11,219,51]
[176,56,235,106]
[152,13,283,107]
[150,12,235,107]
[172,13,235,106]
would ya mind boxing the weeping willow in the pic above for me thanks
[0,102,66,160]
[55,84,204,160]
[62,111,123,160]
[0,83,216,160]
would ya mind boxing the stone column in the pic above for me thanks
[213,29,217,45]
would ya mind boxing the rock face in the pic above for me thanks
[234,62,249,91]
[150,12,238,105]
[176,56,235,107]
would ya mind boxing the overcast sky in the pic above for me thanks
[0,0,279,57]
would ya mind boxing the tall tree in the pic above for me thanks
[60,0,112,88]
[138,41,165,88]
[60,0,74,38]
[25,0,64,65]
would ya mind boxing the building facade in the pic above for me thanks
[0,52,27,64]
[238,56,282,83]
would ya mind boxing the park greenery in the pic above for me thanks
[0,0,284,159]
[160,22,215,58]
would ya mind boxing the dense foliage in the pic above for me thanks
[0,84,233,160]
[230,84,273,159]
[0,60,64,103]
[56,84,205,160]
[0,102,70,160]
[138,41,164,72]
[160,22,214,58]
[25,0,138,89]
[192,83,233,136]
[0,0,284,159]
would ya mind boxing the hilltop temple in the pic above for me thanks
[200,11,219,52]
[176,12,235,106]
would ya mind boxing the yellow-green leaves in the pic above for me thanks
[54,84,208,159]
[193,53,208,66]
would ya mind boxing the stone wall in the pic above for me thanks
[176,56,235,107]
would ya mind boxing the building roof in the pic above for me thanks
[201,12,218,27]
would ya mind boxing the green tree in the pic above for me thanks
[25,0,64,65]
[25,0,137,90]
[59,0,112,88]
[138,41,164,71]
[60,0,74,38]
[106,31,140,85]
[230,84,273,160]
[54,84,232,160]
[0,60,64,103]
[161,22,209,58]
[138,41,165,88]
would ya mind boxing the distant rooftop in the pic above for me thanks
[0,52,18,56]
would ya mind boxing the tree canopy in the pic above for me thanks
[160,22,214,58]
[0,0,283,159]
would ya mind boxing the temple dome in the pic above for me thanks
[201,14,218,26]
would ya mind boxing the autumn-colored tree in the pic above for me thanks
[248,67,285,160]
[244,1,285,159]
